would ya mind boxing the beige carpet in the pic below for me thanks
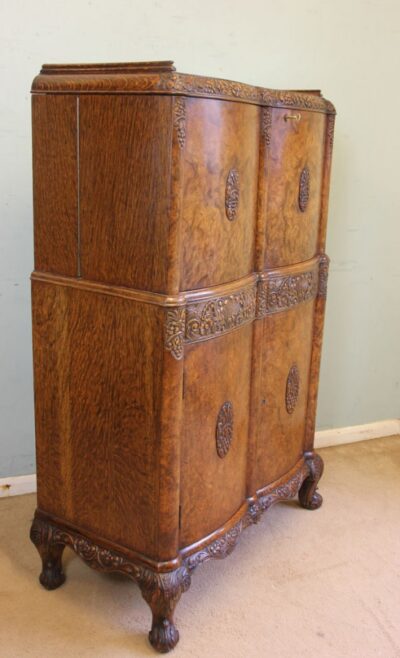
[1,436,399,658]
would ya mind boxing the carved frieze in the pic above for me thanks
[164,257,328,356]
[160,72,261,103]
[216,401,233,458]
[261,107,273,147]
[318,254,330,297]
[298,166,310,212]
[326,114,335,159]
[262,89,336,114]
[173,96,186,148]
[164,308,185,360]
[225,168,240,221]
[184,457,315,572]
[185,286,256,343]
[33,71,336,114]
[286,364,300,414]
[257,269,318,317]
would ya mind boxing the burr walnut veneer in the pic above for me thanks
[29,61,335,653]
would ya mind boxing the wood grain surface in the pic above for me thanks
[79,95,173,291]
[32,279,165,558]
[252,299,316,489]
[263,109,326,268]
[30,62,335,653]
[32,95,78,276]
[180,98,259,290]
[179,326,252,547]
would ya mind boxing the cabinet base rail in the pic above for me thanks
[30,451,323,654]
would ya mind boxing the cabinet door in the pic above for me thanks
[254,299,315,489]
[264,109,326,268]
[180,98,259,290]
[179,326,252,548]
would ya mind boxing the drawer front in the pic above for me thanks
[264,109,326,268]
[180,98,259,290]
[254,299,315,489]
[180,326,252,548]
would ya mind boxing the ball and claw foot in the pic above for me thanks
[39,555,66,590]
[139,566,191,653]
[299,452,324,510]
[30,517,66,590]
[149,619,180,654]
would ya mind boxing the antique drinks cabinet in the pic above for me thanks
[30,61,335,653]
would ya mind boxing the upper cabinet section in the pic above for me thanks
[262,108,327,268]
[31,62,335,291]
[180,98,259,290]
[32,93,173,291]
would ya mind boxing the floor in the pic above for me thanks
[0,436,399,658]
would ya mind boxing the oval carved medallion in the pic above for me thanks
[225,168,240,221]
[216,401,234,458]
[298,166,310,212]
[285,365,300,414]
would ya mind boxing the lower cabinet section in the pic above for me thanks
[252,298,316,489]
[179,325,253,548]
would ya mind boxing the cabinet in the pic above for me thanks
[29,61,335,653]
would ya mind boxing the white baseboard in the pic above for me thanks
[0,474,37,498]
[315,418,400,449]
[1,420,399,498]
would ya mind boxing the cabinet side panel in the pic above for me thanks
[79,95,172,291]
[32,281,163,557]
[32,95,78,276]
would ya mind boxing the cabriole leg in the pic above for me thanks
[299,451,324,510]
[138,566,191,653]
[30,516,66,590]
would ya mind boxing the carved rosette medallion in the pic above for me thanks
[216,401,233,458]
[257,269,318,317]
[285,364,300,414]
[185,286,256,343]
[174,96,186,148]
[164,308,185,360]
[225,168,240,221]
[298,166,310,212]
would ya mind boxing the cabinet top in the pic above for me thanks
[32,60,335,114]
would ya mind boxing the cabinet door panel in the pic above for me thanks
[180,326,252,547]
[264,109,325,267]
[254,300,315,488]
[181,98,259,290]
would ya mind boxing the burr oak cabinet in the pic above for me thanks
[29,61,335,653]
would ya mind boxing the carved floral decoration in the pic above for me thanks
[216,401,233,458]
[225,168,240,221]
[298,166,310,212]
[286,364,300,414]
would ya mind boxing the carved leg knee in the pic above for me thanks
[138,566,191,653]
[299,452,324,510]
[30,516,66,590]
